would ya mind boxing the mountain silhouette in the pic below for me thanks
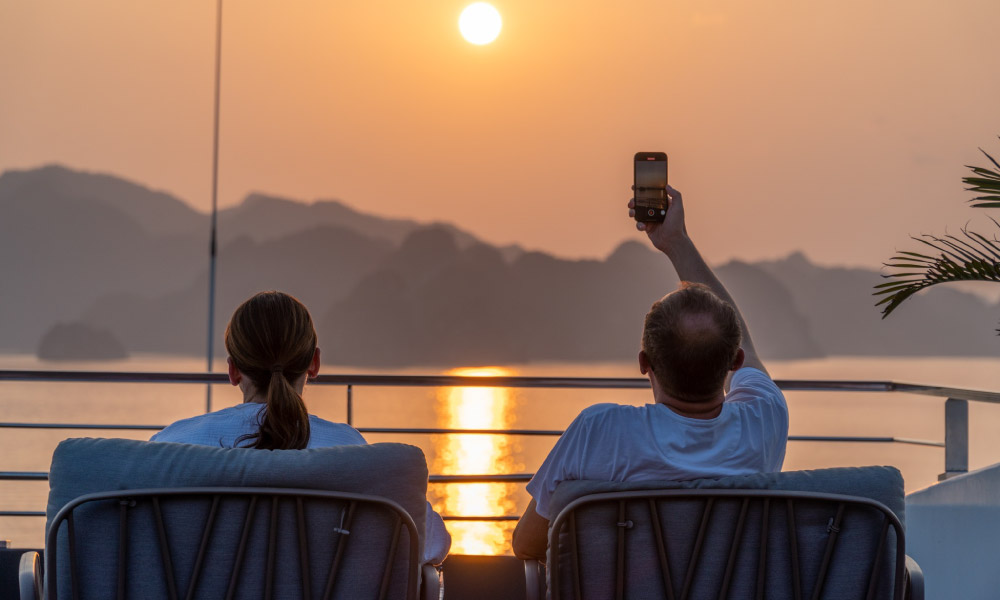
[714,260,826,359]
[0,164,203,236]
[0,165,506,356]
[37,322,128,360]
[3,164,998,365]
[0,166,204,351]
[217,192,513,255]
[757,252,1000,355]
[79,225,394,355]
[319,231,824,366]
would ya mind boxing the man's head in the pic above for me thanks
[641,282,742,403]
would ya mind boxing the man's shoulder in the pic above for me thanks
[726,368,788,418]
[579,402,627,415]
[577,402,643,421]
[569,403,653,433]
[729,367,783,395]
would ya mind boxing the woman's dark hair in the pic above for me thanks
[227,291,316,450]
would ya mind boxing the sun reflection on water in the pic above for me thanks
[432,366,520,555]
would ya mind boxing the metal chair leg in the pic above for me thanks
[18,551,43,600]
[524,559,545,600]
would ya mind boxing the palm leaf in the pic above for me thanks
[877,142,1000,332]
[875,226,1000,327]
[965,149,1000,208]
[981,144,1000,170]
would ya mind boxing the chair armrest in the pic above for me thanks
[524,559,545,600]
[421,563,442,600]
[19,551,42,600]
[904,555,924,600]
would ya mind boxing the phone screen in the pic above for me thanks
[634,152,668,222]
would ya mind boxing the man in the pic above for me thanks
[511,185,788,560]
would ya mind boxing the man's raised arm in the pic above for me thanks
[629,186,767,376]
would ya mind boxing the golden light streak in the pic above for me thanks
[432,366,520,555]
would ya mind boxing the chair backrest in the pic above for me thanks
[43,438,430,599]
[546,466,907,600]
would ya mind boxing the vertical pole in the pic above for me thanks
[206,0,224,414]
[939,398,969,481]
[346,385,353,426]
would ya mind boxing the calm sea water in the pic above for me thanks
[3,353,1000,553]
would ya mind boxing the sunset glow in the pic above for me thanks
[459,3,502,45]
[3,3,998,265]
[433,366,519,555]
[6,2,1000,588]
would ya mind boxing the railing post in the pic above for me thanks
[346,384,353,426]
[939,398,969,481]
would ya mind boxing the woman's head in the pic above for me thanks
[225,291,317,450]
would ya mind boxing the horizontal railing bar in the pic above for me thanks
[776,380,896,392]
[888,382,1000,403]
[0,423,163,431]
[0,421,949,447]
[0,472,542,483]
[365,430,946,447]
[0,434,944,485]
[430,474,534,483]
[0,371,231,384]
[2,370,999,404]
[789,435,944,447]
[0,370,648,389]
[320,374,651,389]
[0,472,48,480]
[442,516,520,522]
[893,437,946,448]
[360,427,564,436]
[780,379,1000,404]
[0,510,525,521]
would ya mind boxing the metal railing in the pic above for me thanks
[1,369,995,520]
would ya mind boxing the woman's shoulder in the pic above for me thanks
[151,403,261,443]
[179,402,262,426]
[307,414,368,447]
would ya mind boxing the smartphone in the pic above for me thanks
[633,152,668,223]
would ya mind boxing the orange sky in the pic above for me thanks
[2,1,999,267]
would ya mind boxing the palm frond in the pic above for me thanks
[875,225,1000,320]
[964,148,1000,208]
[878,142,1000,332]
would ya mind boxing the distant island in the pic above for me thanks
[2,164,998,365]
[37,322,128,361]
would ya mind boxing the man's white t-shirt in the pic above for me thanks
[526,367,788,519]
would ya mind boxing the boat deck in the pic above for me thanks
[2,369,999,598]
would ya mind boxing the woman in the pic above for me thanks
[152,291,450,563]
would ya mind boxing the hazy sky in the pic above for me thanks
[2,1,1000,267]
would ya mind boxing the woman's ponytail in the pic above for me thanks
[254,367,311,450]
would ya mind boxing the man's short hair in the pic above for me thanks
[642,282,742,402]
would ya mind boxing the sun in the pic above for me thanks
[459,3,502,45]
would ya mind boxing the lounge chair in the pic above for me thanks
[526,466,923,600]
[19,437,441,600]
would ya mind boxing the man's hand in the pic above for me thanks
[628,185,688,256]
